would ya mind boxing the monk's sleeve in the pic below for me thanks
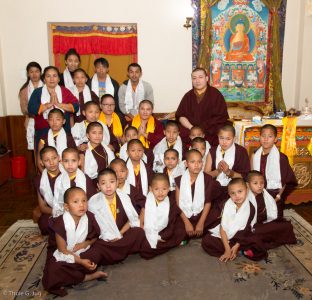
[148,118,164,149]
[280,153,297,200]
[159,200,178,240]
[199,91,229,136]
[175,93,189,120]
[62,87,79,113]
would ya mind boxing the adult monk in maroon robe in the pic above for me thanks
[176,68,229,146]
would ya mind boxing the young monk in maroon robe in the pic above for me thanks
[175,149,217,239]
[55,148,97,201]
[37,108,76,172]
[119,126,154,170]
[202,178,267,261]
[34,146,61,235]
[42,187,107,297]
[176,67,229,146]
[81,169,145,266]
[247,171,297,249]
[126,139,154,197]
[110,158,146,215]
[71,68,99,123]
[80,122,115,187]
[130,100,164,149]
[140,174,186,259]
[251,124,297,217]
[205,125,250,202]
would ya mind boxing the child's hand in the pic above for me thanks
[73,242,88,252]
[230,243,240,260]
[108,144,115,152]
[78,144,88,152]
[195,222,204,237]
[185,220,195,236]
[81,259,97,271]
[219,249,232,262]
[219,161,229,173]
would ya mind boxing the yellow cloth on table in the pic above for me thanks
[99,112,123,138]
[281,116,297,166]
[105,193,117,220]
[132,114,155,148]
[308,138,312,156]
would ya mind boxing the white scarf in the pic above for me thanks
[253,145,282,189]
[91,73,114,97]
[47,128,68,157]
[248,189,278,223]
[215,143,236,186]
[144,192,170,249]
[178,170,205,218]
[166,163,186,191]
[27,80,43,150]
[126,159,148,196]
[84,142,115,179]
[71,120,110,147]
[153,136,183,173]
[124,79,145,113]
[53,168,87,217]
[71,121,89,146]
[117,181,131,195]
[210,194,256,240]
[39,169,55,208]
[53,211,89,263]
[63,67,75,90]
[41,84,63,119]
[119,143,147,164]
[88,191,139,241]
[70,84,92,116]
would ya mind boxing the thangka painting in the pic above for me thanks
[210,0,269,104]
[192,0,287,111]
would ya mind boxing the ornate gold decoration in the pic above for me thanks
[293,163,312,189]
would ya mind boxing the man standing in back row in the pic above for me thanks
[176,67,229,146]
[118,63,154,121]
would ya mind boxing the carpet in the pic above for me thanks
[0,210,312,300]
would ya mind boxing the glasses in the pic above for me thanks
[101,104,115,108]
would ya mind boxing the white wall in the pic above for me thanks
[0,0,193,115]
[0,0,310,115]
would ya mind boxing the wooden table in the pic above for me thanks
[234,118,312,205]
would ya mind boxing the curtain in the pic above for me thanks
[51,24,138,84]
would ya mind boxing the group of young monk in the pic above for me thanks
[18,49,298,297]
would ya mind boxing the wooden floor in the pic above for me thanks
[0,178,312,237]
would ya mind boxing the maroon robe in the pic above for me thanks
[175,173,216,232]
[126,184,146,214]
[107,124,120,153]
[201,202,267,261]
[83,144,109,187]
[129,160,153,197]
[81,194,145,265]
[42,211,100,297]
[34,172,61,235]
[140,197,186,259]
[144,147,155,170]
[253,193,296,249]
[70,174,97,200]
[210,143,251,202]
[176,86,229,146]
[40,131,76,150]
[74,91,99,123]
[259,151,297,217]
